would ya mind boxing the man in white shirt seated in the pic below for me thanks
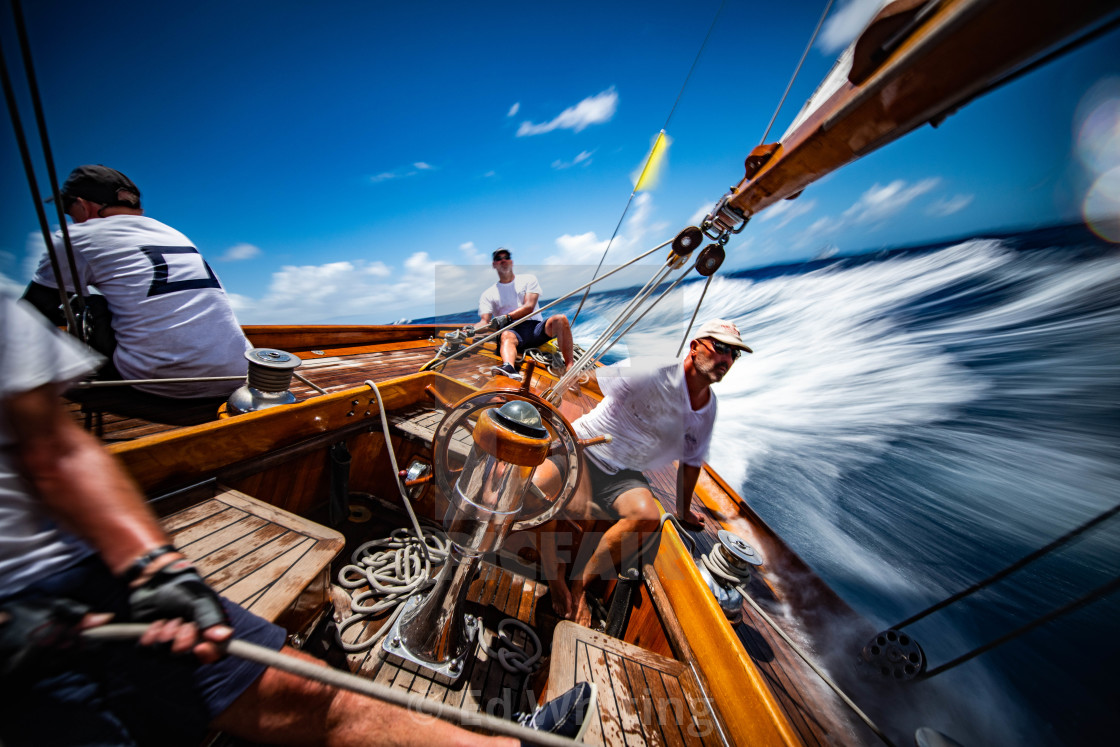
[22,165,252,421]
[475,248,575,382]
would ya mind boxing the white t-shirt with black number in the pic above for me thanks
[33,215,251,398]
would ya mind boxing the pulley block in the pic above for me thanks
[861,629,925,681]
[695,244,726,276]
[670,226,703,257]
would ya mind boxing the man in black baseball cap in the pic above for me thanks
[52,164,142,214]
[23,164,252,408]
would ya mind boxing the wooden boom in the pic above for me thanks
[707,0,1119,231]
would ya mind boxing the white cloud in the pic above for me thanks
[819,0,887,53]
[760,197,818,228]
[516,88,618,137]
[369,162,437,183]
[507,102,520,117]
[220,243,262,261]
[459,241,488,264]
[688,203,712,227]
[546,231,610,266]
[843,178,940,224]
[927,194,974,217]
[543,192,664,267]
[551,150,594,170]
[235,251,497,324]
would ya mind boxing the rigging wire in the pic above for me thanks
[82,625,579,747]
[676,275,713,357]
[675,0,833,351]
[8,0,87,330]
[889,502,1120,631]
[0,11,80,337]
[921,575,1120,678]
[570,0,728,326]
[758,0,835,145]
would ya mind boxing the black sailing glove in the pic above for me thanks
[128,559,230,630]
[491,314,511,331]
[0,598,93,681]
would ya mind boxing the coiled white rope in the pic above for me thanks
[334,527,451,653]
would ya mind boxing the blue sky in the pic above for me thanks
[2,0,1118,324]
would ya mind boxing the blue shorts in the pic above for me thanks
[512,319,553,351]
[0,555,287,747]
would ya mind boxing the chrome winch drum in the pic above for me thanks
[698,529,764,621]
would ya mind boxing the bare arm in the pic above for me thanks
[509,292,540,321]
[6,385,230,659]
[9,384,173,574]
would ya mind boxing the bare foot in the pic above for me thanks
[548,578,572,618]
[572,591,593,627]
[677,509,705,531]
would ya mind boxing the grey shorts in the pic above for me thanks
[585,457,651,518]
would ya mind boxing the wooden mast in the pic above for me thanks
[706,0,1119,232]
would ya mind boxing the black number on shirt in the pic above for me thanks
[140,246,222,297]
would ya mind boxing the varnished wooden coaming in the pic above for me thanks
[73,324,882,745]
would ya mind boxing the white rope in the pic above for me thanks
[364,379,432,567]
[335,527,451,653]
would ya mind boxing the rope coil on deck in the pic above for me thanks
[482,618,542,675]
[334,527,450,653]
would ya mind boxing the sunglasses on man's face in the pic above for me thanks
[61,194,78,212]
[494,255,511,262]
[703,338,742,360]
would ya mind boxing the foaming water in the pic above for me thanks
[572,231,1120,745]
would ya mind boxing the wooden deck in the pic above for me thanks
[547,622,720,746]
[161,486,345,632]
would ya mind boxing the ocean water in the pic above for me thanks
[430,223,1120,745]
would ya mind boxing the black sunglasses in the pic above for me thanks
[493,254,511,261]
[703,338,742,360]
[61,194,78,212]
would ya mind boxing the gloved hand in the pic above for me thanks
[0,598,94,680]
[128,559,229,630]
[491,314,511,331]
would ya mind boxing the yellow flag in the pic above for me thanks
[633,130,671,192]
